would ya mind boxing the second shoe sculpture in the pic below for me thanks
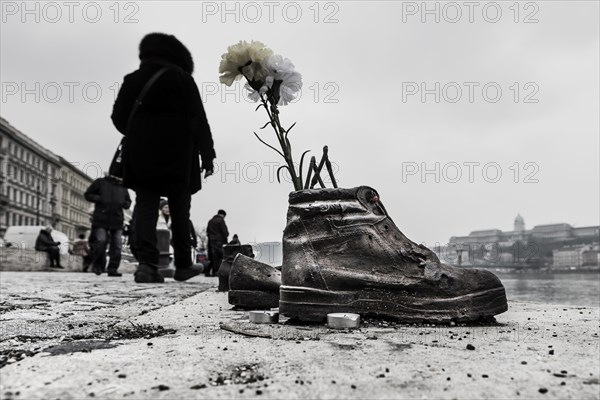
[229,254,281,309]
[217,244,255,291]
[279,186,508,323]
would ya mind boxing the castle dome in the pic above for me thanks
[514,214,525,232]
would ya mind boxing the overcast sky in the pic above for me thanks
[1,1,598,246]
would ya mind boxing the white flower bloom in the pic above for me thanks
[245,54,302,105]
[268,69,302,105]
[265,54,296,75]
[219,40,273,86]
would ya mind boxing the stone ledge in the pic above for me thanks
[0,247,83,272]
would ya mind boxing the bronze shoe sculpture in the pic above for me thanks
[279,186,508,323]
[229,254,281,309]
[217,244,254,291]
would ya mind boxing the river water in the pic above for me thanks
[496,272,600,307]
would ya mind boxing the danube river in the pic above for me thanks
[497,272,600,307]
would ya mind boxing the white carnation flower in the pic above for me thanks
[219,40,273,86]
[264,54,302,105]
[245,54,303,105]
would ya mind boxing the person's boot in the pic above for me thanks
[107,261,122,277]
[229,254,281,309]
[279,186,508,323]
[92,264,104,275]
[173,264,205,282]
[218,244,255,291]
[134,263,165,283]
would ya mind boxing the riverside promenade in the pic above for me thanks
[0,270,599,400]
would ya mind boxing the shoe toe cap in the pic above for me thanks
[471,268,505,292]
[431,264,505,296]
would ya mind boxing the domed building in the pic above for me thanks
[446,214,599,269]
[514,214,525,232]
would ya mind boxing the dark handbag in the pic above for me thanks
[109,67,170,178]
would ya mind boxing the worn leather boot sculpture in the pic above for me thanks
[229,254,281,309]
[280,186,508,323]
[218,244,255,291]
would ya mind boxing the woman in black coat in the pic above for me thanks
[111,33,215,283]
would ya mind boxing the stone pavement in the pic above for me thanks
[0,271,599,399]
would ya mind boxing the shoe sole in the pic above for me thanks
[158,268,175,278]
[279,286,508,323]
[229,290,280,309]
[134,273,165,283]
[173,272,203,282]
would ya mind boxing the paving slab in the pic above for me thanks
[0,271,599,399]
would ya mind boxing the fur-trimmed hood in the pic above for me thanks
[138,33,194,73]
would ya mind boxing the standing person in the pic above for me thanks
[206,210,229,276]
[35,226,62,269]
[157,198,171,230]
[157,198,199,265]
[85,174,132,276]
[228,234,240,245]
[72,233,92,272]
[111,32,216,283]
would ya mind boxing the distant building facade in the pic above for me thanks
[442,215,600,270]
[553,245,600,270]
[0,117,93,239]
[56,157,95,239]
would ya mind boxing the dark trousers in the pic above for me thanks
[91,227,123,272]
[207,239,224,276]
[134,187,192,268]
[45,247,61,267]
[82,254,93,272]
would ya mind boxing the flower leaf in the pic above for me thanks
[298,149,310,187]
[253,131,285,159]
[304,156,317,189]
[284,122,297,140]
[260,121,271,130]
[276,165,289,184]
